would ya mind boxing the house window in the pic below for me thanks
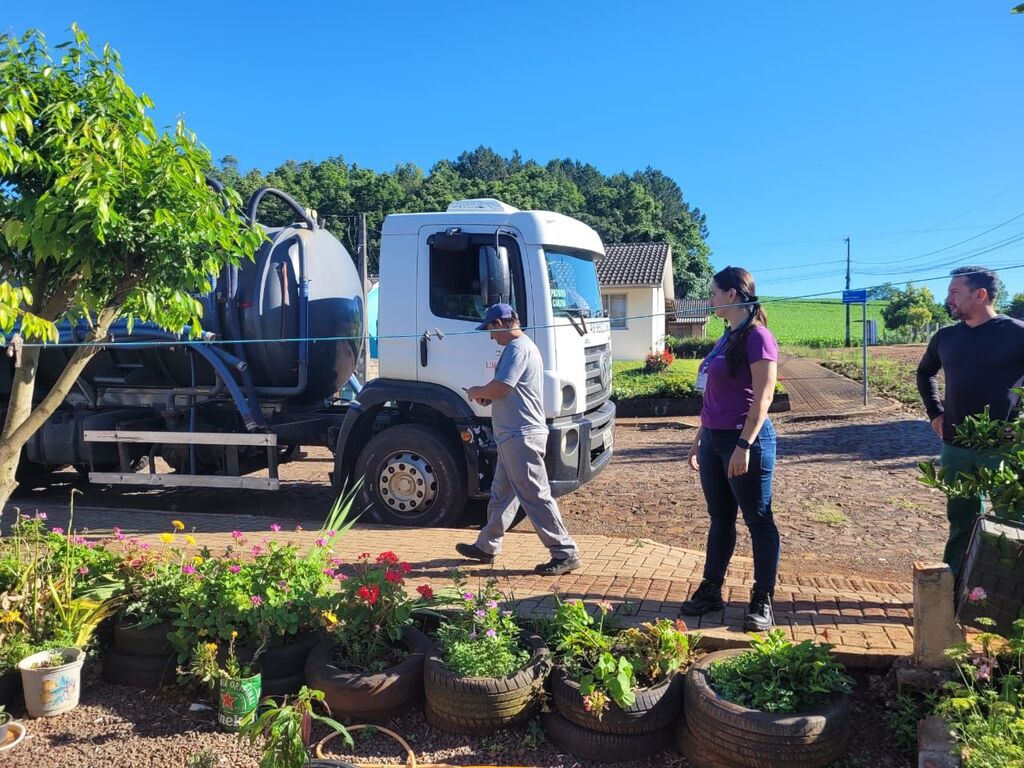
[603,293,628,329]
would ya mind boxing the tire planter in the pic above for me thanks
[0,670,23,709]
[541,712,675,763]
[243,632,321,697]
[103,618,177,689]
[955,515,1024,637]
[423,631,551,734]
[550,666,685,734]
[681,649,851,768]
[305,625,431,722]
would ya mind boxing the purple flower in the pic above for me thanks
[52,527,65,535]
[968,587,988,603]
[323,568,336,577]
[270,523,282,532]
[463,592,475,601]
[35,512,47,521]
[228,564,241,574]
[250,595,264,606]
[231,530,243,540]
[486,600,498,609]
[502,610,513,618]
[182,564,196,575]
[474,609,485,618]
[314,538,327,548]
[486,629,497,638]
[469,630,477,639]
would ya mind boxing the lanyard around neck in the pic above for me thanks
[700,312,753,373]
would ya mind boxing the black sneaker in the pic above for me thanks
[455,542,495,564]
[744,590,774,632]
[535,556,581,576]
[679,579,725,616]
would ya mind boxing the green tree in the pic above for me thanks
[881,283,938,330]
[0,26,262,509]
[1008,292,1024,320]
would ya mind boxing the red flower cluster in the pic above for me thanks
[376,551,400,565]
[384,570,404,584]
[357,584,380,605]
[644,347,674,373]
[416,584,434,599]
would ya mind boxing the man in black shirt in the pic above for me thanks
[917,266,1024,575]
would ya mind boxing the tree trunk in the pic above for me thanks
[0,310,117,514]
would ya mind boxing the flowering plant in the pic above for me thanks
[937,617,1024,767]
[547,597,699,718]
[320,551,429,673]
[644,347,674,373]
[436,572,528,678]
[187,629,256,694]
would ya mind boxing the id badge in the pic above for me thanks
[695,371,708,392]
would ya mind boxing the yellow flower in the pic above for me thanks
[321,610,338,625]
[171,520,185,531]
[205,642,218,653]
[193,555,204,565]
[159,533,174,544]
[198,628,208,637]
[230,630,238,639]
[184,534,197,546]
[0,610,21,624]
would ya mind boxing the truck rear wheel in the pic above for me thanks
[355,424,467,527]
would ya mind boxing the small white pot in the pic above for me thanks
[17,647,86,717]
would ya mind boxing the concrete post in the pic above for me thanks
[912,561,964,669]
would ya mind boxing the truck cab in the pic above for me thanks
[337,198,615,525]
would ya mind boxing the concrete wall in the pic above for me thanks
[602,286,665,360]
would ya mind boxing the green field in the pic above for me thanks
[701,298,888,347]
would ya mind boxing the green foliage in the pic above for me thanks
[885,692,939,757]
[547,598,699,718]
[436,573,530,678]
[918,395,1024,522]
[880,283,945,332]
[611,359,699,400]
[936,618,1024,768]
[238,686,351,768]
[0,25,263,340]
[1008,292,1024,320]
[709,629,854,714]
[215,148,713,297]
[187,631,255,694]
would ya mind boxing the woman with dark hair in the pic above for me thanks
[679,266,780,631]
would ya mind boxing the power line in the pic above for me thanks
[856,211,1024,266]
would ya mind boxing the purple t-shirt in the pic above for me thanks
[699,325,779,430]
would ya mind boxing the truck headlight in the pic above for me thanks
[561,383,576,413]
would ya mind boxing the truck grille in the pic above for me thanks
[584,343,611,410]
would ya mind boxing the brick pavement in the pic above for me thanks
[36,504,914,669]
[777,352,892,416]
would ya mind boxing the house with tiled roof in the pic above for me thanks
[597,242,676,360]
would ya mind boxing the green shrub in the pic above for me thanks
[709,629,854,713]
[611,360,698,400]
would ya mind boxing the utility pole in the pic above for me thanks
[844,236,851,348]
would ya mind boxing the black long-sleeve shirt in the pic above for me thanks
[916,315,1024,442]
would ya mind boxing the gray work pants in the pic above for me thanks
[475,431,579,561]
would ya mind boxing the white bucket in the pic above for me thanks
[17,647,85,717]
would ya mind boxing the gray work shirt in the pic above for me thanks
[491,335,547,444]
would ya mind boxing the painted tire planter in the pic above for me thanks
[680,649,851,768]
[423,631,551,734]
[541,711,675,763]
[305,625,430,722]
[550,665,685,735]
[18,647,85,718]
[103,618,177,689]
[0,670,23,709]
[217,672,262,732]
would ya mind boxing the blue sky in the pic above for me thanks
[6,2,1023,299]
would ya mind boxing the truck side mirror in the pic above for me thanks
[478,245,511,306]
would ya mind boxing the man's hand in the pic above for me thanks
[930,414,944,439]
[465,386,491,406]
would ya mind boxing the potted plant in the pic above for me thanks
[678,629,854,768]
[424,573,551,734]
[933,617,1024,767]
[188,629,262,732]
[920,400,1024,636]
[238,685,355,768]
[542,598,699,762]
[305,551,433,722]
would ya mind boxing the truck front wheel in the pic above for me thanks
[355,424,467,527]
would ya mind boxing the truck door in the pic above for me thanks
[416,226,529,410]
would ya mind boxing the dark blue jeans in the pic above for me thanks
[698,420,780,594]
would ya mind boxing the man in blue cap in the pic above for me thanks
[456,303,581,575]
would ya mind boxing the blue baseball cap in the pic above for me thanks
[477,303,515,330]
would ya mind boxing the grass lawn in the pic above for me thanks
[611,359,699,399]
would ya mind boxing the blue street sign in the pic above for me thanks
[842,289,868,304]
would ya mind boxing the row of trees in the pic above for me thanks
[214,148,713,298]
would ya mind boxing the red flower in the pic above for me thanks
[357,584,380,605]
[376,551,400,565]
[399,562,412,574]
[416,584,434,599]
[358,552,372,561]
[384,570,404,584]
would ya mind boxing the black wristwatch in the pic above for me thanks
[736,437,751,450]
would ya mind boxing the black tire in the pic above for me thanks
[423,631,551,734]
[113,619,175,657]
[682,649,851,768]
[541,712,674,763]
[550,666,684,735]
[304,625,431,723]
[0,670,23,708]
[675,718,733,768]
[249,632,322,679]
[260,672,306,698]
[355,424,467,527]
[102,649,178,689]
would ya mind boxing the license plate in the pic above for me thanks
[602,428,614,453]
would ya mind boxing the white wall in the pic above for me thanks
[602,286,666,360]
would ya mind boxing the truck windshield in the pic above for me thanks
[545,249,605,318]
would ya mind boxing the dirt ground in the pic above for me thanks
[10,404,946,583]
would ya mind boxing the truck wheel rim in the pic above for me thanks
[378,451,438,515]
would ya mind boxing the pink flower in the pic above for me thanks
[231,530,243,540]
[250,595,264,606]
[251,545,263,557]
[52,527,65,535]
[314,538,326,548]
[968,587,988,603]
[139,542,151,550]
[475,609,486,618]
[35,512,47,521]
[228,564,241,574]
[182,565,196,575]
[323,568,336,577]
[270,523,281,532]
[463,592,475,601]
[335,573,348,581]
[77,566,89,575]
[596,600,614,614]
[327,530,337,538]
[485,600,498,609]
[486,629,497,638]
[330,557,344,566]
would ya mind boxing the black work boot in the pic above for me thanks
[535,556,581,576]
[744,589,774,632]
[455,542,495,564]
[679,579,725,616]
